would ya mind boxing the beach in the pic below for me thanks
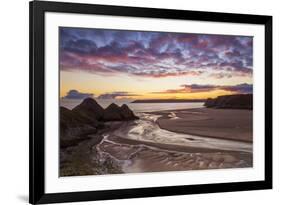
[154,108,253,142]
[60,106,253,176]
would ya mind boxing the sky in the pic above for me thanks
[60,27,253,100]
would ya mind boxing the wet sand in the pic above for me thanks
[95,109,253,173]
[153,108,252,142]
[98,134,252,173]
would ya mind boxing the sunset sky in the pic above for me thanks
[59,27,253,100]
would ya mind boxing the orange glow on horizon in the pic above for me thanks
[60,70,252,100]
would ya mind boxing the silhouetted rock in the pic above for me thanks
[102,103,139,121]
[73,98,104,121]
[103,103,123,121]
[204,98,216,107]
[60,99,138,148]
[120,104,139,120]
[204,94,252,109]
[60,106,98,148]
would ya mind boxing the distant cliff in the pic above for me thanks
[60,98,138,148]
[204,94,253,109]
[132,99,205,103]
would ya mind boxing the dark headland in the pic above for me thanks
[60,98,138,148]
[204,94,252,109]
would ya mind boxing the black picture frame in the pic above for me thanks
[29,1,272,204]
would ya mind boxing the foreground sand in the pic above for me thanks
[153,108,252,142]
[98,134,252,173]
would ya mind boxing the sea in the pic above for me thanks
[60,98,204,112]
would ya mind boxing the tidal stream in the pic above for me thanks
[95,112,253,173]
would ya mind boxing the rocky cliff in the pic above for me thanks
[204,94,253,109]
[60,98,138,148]
[72,97,104,121]
[103,103,139,121]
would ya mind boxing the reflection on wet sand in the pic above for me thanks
[95,111,252,173]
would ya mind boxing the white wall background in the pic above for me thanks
[0,0,279,204]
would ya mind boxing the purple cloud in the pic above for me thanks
[59,28,253,79]
[222,83,253,94]
[63,90,94,99]
[153,83,252,94]
[97,91,140,99]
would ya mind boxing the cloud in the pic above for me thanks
[63,90,94,99]
[59,27,253,79]
[222,83,253,94]
[62,39,98,55]
[133,70,203,78]
[153,83,253,94]
[181,84,218,93]
[97,91,140,99]
[209,72,232,79]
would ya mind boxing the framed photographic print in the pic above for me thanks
[29,0,272,204]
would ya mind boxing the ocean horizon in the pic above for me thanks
[60,98,204,112]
